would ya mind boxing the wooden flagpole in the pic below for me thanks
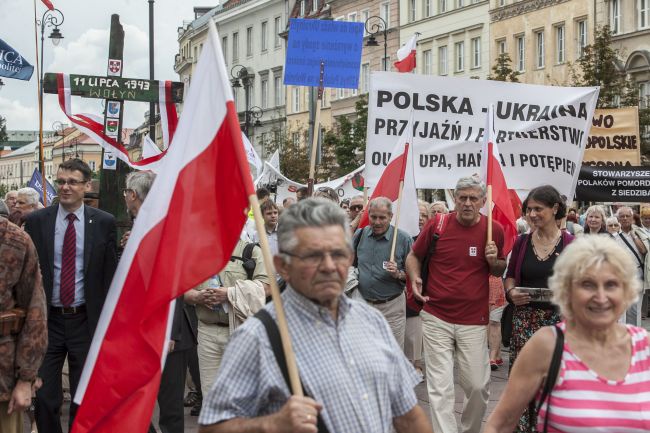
[248,193,303,396]
[487,185,493,242]
[389,179,405,262]
[307,61,324,196]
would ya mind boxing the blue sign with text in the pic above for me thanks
[284,18,363,89]
[0,38,34,81]
[27,168,57,205]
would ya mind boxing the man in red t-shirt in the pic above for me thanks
[405,176,505,433]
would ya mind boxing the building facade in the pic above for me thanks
[175,1,289,158]
[0,141,38,190]
[489,0,594,85]
[402,0,491,80]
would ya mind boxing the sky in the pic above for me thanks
[0,0,212,131]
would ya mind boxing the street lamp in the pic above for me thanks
[52,120,66,161]
[365,16,388,71]
[38,8,64,205]
[0,79,4,92]
[230,65,256,136]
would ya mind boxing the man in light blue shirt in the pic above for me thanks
[199,198,431,433]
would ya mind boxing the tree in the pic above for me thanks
[488,53,520,82]
[0,116,8,143]
[570,25,650,161]
[323,94,368,176]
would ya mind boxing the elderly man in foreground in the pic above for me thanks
[198,198,432,433]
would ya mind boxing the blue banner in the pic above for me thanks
[27,169,57,205]
[0,38,34,81]
[284,18,363,89]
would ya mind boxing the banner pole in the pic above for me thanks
[248,193,303,396]
[487,184,493,243]
[389,179,404,262]
[307,61,324,196]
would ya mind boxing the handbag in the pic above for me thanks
[500,303,514,348]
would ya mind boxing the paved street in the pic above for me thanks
[25,318,650,433]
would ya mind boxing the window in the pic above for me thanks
[300,0,305,16]
[312,0,319,12]
[89,161,96,171]
[535,31,544,68]
[499,0,505,5]
[361,63,370,93]
[232,32,239,62]
[380,2,390,27]
[516,35,525,71]
[261,21,268,51]
[424,0,431,17]
[555,25,565,63]
[458,0,464,7]
[497,39,506,54]
[292,87,300,112]
[410,0,416,21]
[335,16,345,21]
[610,0,620,34]
[471,37,481,68]
[455,41,464,72]
[348,12,357,22]
[439,0,447,13]
[274,17,281,47]
[246,27,253,57]
[261,78,268,109]
[576,20,587,58]
[640,0,649,28]
[337,87,345,99]
[274,75,282,106]
[222,36,228,63]
[423,49,432,74]
[438,45,448,74]
[636,81,648,108]
[361,9,370,34]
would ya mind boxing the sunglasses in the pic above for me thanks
[350,205,363,211]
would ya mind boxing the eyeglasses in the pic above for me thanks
[280,249,351,267]
[122,188,134,197]
[55,178,87,186]
[456,195,481,203]
[350,205,363,211]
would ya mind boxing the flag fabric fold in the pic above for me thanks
[71,18,254,433]
[41,0,54,10]
[394,34,418,73]
[481,103,518,255]
[358,116,419,237]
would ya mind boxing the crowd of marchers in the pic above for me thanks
[1,162,650,433]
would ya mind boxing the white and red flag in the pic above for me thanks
[358,116,419,237]
[41,0,54,10]
[481,103,518,255]
[71,19,254,433]
[394,34,418,73]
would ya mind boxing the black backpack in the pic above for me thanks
[230,242,258,280]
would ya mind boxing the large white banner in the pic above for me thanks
[366,72,599,199]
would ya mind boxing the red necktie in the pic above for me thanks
[60,213,77,307]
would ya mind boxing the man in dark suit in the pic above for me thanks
[124,171,197,433]
[24,158,118,433]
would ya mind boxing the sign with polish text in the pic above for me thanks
[583,107,641,167]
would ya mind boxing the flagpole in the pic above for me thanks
[389,179,404,262]
[248,194,303,396]
[33,0,48,205]
[307,61,324,196]
[487,184,493,242]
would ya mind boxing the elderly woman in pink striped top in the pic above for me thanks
[485,235,650,433]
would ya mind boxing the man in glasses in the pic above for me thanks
[348,194,365,232]
[24,158,118,433]
[198,198,432,433]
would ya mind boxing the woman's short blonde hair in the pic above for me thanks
[549,235,641,320]
[585,204,606,221]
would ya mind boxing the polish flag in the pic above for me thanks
[358,116,419,236]
[481,104,518,255]
[71,19,254,433]
[41,0,54,10]
[394,34,418,73]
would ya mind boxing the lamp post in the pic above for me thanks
[365,16,387,71]
[52,120,65,162]
[246,105,263,139]
[230,64,254,135]
[0,79,4,92]
[38,8,64,205]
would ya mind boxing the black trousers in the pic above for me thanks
[148,348,188,433]
[35,310,91,433]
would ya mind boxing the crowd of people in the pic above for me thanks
[1,160,650,433]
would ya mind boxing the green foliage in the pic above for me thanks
[0,183,7,199]
[325,94,368,176]
[0,116,8,143]
[488,53,520,82]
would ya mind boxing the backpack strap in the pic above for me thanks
[352,227,366,268]
[230,243,259,280]
[420,213,449,286]
[529,325,565,432]
[254,309,330,433]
